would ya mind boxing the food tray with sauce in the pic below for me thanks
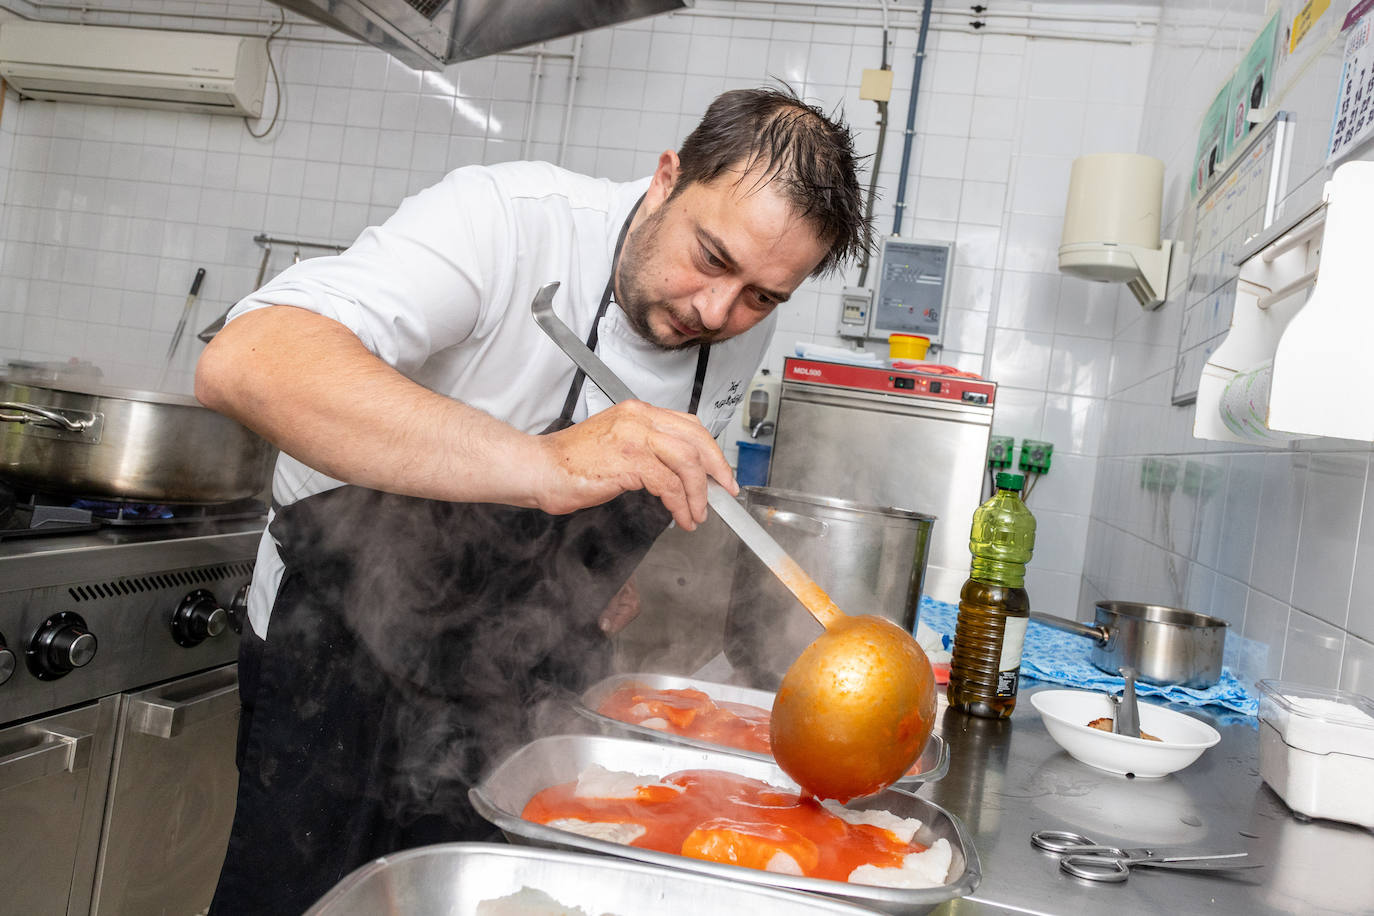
[576,672,950,789]
[304,841,884,915]
[469,734,980,916]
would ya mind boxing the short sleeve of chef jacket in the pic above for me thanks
[225,164,523,375]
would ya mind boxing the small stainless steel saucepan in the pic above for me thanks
[1030,601,1228,689]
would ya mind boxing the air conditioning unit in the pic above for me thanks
[0,21,268,117]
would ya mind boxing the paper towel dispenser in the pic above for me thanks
[1193,161,1374,444]
[1058,153,1174,310]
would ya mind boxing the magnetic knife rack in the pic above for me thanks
[196,233,349,342]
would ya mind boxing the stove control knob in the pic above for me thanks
[171,589,229,647]
[0,634,15,686]
[27,612,97,680]
[226,583,250,635]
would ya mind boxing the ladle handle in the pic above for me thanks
[1117,666,1141,739]
[530,282,844,630]
[704,483,843,628]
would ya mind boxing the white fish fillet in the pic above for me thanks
[765,850,804,875]
[573,764,683,800]
[548,818,647,845]
[820,800,924,845]
[475,886,592,916]
[847,838,953,889]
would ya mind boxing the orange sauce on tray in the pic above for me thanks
[597,685,772,754]
[596,684,930,775]
[522,769,923,882]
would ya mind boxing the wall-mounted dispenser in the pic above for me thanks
[741,370,780,439]
[1058,153,1175,310]
[1194,161,1374,445]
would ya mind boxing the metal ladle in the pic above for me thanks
[1115,666,1141,739]
[531,282,936,800]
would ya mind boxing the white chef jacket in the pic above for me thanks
[227,161,775,638]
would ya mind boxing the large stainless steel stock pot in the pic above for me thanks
[724,486,935,689]
[1,377,275,504]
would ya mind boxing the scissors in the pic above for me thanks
[1030,830,1260,883]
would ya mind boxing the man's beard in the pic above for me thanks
[615,206,716,352]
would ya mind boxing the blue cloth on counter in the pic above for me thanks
[918,596,1259,717]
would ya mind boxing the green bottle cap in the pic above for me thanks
[995,471,1025,491]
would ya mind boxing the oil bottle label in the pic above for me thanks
[997,615,1028,678]
[996,668,1019,697]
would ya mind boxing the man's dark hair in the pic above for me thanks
[674,86,873,278]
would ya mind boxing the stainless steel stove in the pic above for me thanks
[0,513,262,915]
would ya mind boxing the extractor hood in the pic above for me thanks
[270,0,693,71]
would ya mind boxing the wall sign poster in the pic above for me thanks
[1275,0,1344,93]
[1174,114,1291,406]
[1228,12,1281,150]
[1291,0,1331,49]
[1193,84,1233,198]
[1327,10,1374,164]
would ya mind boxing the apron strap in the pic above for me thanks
[688,342,711,414]
[557,195,641,424]
[556,194,713,423]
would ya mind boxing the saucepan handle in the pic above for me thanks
[1030,611,1111,646]
[0,401,98,432]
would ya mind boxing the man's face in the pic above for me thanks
[616,153,831,351]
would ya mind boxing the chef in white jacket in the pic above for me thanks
[196,85,871,915]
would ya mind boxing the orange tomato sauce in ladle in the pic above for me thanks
[766,554,937,802]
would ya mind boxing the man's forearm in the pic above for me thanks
[195,305,546,506]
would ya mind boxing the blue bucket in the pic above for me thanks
[735,441,772,487]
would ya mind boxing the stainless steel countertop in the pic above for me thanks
[923,681,1374,915]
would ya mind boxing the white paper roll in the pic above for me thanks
[1218,363,1308,443]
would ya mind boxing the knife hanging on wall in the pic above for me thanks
[156,267,205,389]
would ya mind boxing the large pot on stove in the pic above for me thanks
[1,376,275,504]
[723,486,935,689]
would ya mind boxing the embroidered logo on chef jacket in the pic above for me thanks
[708,379,746,436]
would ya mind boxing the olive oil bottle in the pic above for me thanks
[948,472,1036,718]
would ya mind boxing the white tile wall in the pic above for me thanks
[1085,0,1374,695]
[0,3,1158,614]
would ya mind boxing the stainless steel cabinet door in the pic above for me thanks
[0,698,119,916]
[90,664,240,916]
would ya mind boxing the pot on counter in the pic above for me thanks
[1031,601,1229,689]
[1,377,276,504]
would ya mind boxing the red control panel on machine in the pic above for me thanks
[783,357,997,406]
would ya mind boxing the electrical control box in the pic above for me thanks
[859,68,894,102]
[870,237,954,344]
[838,285,873,338]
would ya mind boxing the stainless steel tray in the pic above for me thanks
[470,734,980,916]
[576,672,950,789]
[304,841,883,915]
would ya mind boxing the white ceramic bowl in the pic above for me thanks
[1030,689,1221,778]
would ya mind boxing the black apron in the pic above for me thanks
[210,205,711,916]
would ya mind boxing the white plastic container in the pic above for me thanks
[1257,679,1374,829]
